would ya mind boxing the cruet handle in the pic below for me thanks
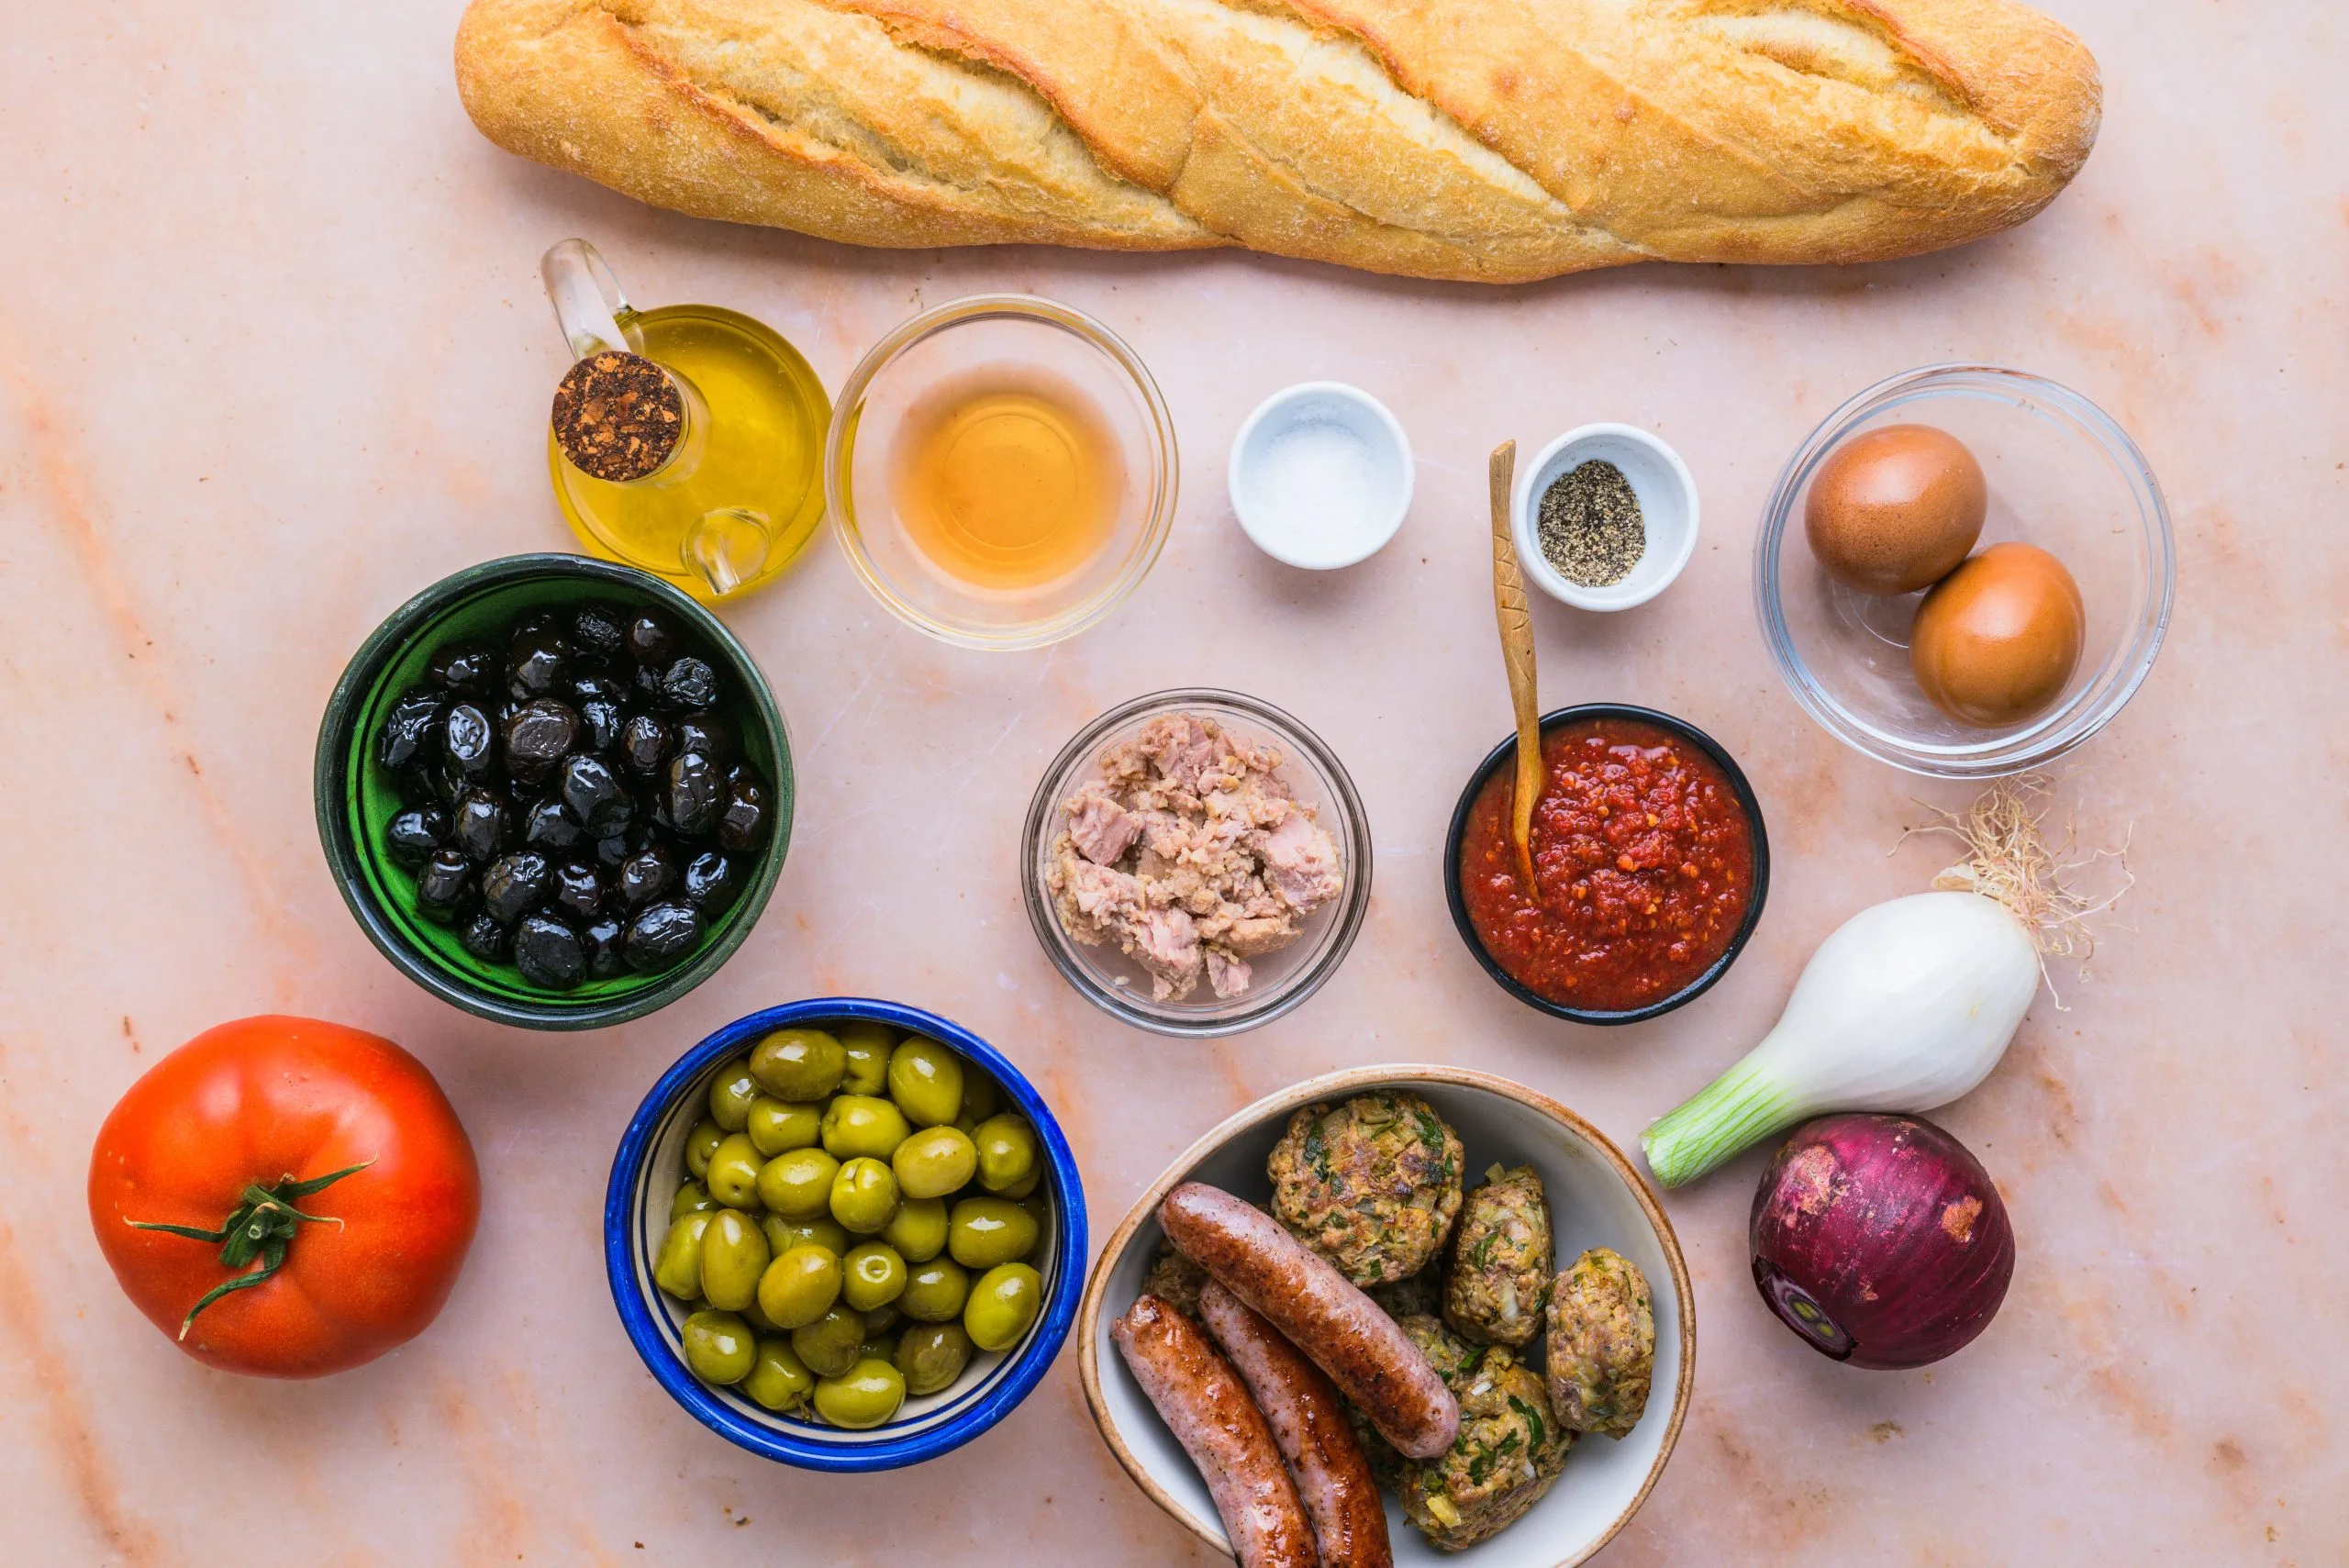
[685,508,775,599]
[541,239,644,361]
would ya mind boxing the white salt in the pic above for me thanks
[1247,417,1386,565]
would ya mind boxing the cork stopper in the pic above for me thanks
[551,350,685,483]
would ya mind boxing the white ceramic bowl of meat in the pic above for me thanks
[1077,1066,1694,1568]
[1020,689,1373,1038]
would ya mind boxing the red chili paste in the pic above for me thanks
[1458,717,1753,1012]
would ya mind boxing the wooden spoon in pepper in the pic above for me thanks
[1488,440,1542,893]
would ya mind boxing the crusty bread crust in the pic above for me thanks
[453,0,2099,284]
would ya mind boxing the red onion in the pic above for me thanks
[1749,1113,2014,1370]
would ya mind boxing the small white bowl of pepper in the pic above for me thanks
[1510,424,1698,612]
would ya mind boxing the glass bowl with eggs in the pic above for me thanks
[1753,365,2175,778]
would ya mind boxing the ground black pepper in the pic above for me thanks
[1536,460,1645,587]
[551,350,685,483]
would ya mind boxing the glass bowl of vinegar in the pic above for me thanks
[826,295,1177,651]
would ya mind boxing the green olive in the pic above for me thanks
[886,1038,965,1128]
[763,1213,848,1258]
[882,1196,949,1263]
[756,1147,840,1219]
[706,1059,762,1132]
[756,1243,843,1330]
[790,1306,865,1379]
[813,1355,907,1429]
[963,1262,1043,1352]
[900,1258,970,1322]
[653,1211,713,1299]
[745,1095,823,1157]
[861,1304,900,1339]
[895,1321,974,1396]
[821,1095,911,1162]
[841,1241,907,1311]
[863,1325,900,1360]
[670,1180,715,1221]
[972,1114,1039,1195]
[958,1071,1003,1129]
[706,1132,766,1209]
[698,1208,772,1313]
[749,1028,846,1101]
[740,1338,814,1412]
[681,1310,758,1385]
[684,1119,724,1179]
[740,1294,781,1334]
[949,1195,1040,1270]
[889,1125,978,1201]
[996,1166,1042,1200]
[829,1156,901,1235]
[836,1022,893,1095]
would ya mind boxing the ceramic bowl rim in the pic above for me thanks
[1510,423,1699,611]
[1442,704,1769,1024]
[1019,687,1374,1038]
[1227,380,1414,571]
[312,551,793,1029]
[1074,1062,1697,1567]
[605,995,1088,1472]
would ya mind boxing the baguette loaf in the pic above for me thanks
[454,0,2099,284]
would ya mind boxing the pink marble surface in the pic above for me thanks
[3,3,2344,1563]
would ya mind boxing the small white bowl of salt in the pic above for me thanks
[1229,382,1413,570]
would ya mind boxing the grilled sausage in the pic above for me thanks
[1161,1182,1460,1460]
[1199,1279,1394,1568]
[1112,1294,1319,1568]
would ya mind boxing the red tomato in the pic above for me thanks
[88,1016,481,1378]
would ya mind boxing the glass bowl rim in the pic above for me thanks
[312,551,793,1029]
[1442,703,1771,1025]
[1752,362,2176,779]
[1019,688,1374,1039]
[823,293,1179,651]
[604,995,1088,1471]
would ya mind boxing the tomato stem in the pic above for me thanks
[126,1161,374,1340]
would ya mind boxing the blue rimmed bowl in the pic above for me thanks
[606,998,1088,1471]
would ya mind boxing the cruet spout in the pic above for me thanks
[542,239,643,361]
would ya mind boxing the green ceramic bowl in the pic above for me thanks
[315,554,794,1029]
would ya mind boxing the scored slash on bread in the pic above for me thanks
[454,0,2100,284]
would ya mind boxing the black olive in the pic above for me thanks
[594,832,634,871]
[561,754,633,839]
[674,712,735,767]
[625,612,677,667]
[414,850,475,924]
[571,603,627,659]
[617,843,679,908]
[377,690,445,772]
[442,702,496,780]
[481,851,553,924]
[660,656,720,710]
[582,914,628,980]
[386,805,450,868]
[522,796,583,851]
[619,714,673,777]
[552,861,604,922]
[682,851,741,912]
[506,628,572,702]
[716,771,771,852]
[578,698,624,754]
[428,642,497,695]
[626,900,702,972]
[502,698,580,786]
[452,788,509,864]
[569,664,629,706]
[513,912,587,990]
[459,911,509,962]
[667,751,724,837]
[631,661,666,705]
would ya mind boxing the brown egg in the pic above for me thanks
[1804,425,1987,595]
[1909,542,2085,727]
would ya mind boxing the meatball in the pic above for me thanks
[1545,1247,1655,1439]
[1442,1163,1553,1348]
[1400,1345,1571,1551]
[1140,1243,1209,1320]
[1367,1262,1442,1320]
[1268,1092,1464,1286]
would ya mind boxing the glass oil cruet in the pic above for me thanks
[541,239,831,601]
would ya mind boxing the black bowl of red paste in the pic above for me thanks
[1444,705,1769,1025]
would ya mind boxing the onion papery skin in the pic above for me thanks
[1749,1114,2014,1371]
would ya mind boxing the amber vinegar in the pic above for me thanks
[887,368,1122,592]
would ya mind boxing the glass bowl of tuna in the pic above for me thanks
[1020,690,1372,1037]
